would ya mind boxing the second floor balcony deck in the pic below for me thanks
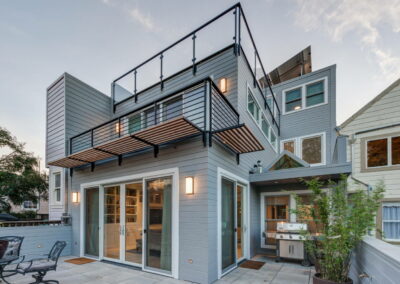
[48,78,264,168]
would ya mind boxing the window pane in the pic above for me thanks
[383,205,400,240]
[367,139,388,167]
[306,94,324,107]
[128,114,141,134]
[306,81,324,107]
[270,131,276,148]
[247,94,255,116]
[302,136,322,164]
[283,141,295,154]
[266,97,272,110]
[55,188,61,202]
[392,136,400,165]
[144,108,156,128]
[285,88,302,112]
[55,173,61,188]
[261,118,270,138]
[163,96,182,121]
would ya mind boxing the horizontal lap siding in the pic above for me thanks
[0,226,72,259]
[70,139,211,284]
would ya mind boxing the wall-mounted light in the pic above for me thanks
[219,77,227,93]
[115,122,120,133]
[185,177,194,195]
[72,192,80,203]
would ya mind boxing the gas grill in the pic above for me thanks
[275,222,310,266]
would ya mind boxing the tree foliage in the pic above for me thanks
[0,126,48,212]
[293,176,384,283]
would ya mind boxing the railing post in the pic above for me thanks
[208,81,213,147]
[118,117,121,138]
[160,53,164,90]
[238,6,241,56]
[233,8,237,56]
[254,50,257,88]
[202,81,207,146]
[134,70,137,103]
[154,102,158,125]
[192,33,197,75]
[111,82,116,113]
[69,138,72,155]
[91,129,94,147]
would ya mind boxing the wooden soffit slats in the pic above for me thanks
[47,117,201,168]
[215,125,264,154]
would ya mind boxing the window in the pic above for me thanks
[281,132,325,165]
[285,88,302,112]
[382,203,400,240]
[163,96,182,121]
[283,140,295,154]
[247,89,260,123]
[270,131,277,149]
[261,117,270,139]
[22,201,38,210]
[302,135,322,164]
[128,113,141,134]
[54,172,61,203]
[366,136,400,168]
[367,138,388,167]
[144,107,156,128]
[306,81,324,107]
[283,77,327,114]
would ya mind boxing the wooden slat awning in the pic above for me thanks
[48,117,201,168]
[214,125,264,153]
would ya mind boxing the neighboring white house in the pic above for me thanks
[340,78,400,244]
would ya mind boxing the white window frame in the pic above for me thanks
[53,172,62,205]
[365,135,400,169]
[382,202,400,242]
[282,77,328,115]
[21,200,39,211]
[246,84,278,152]
[280,132,326,166]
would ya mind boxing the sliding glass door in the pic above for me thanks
[221,177,247,274]
[125,183,143,264]
[144,177,172,273]
[104,185,121,260]
[85,187,99,257]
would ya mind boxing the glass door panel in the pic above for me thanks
[104,185,121,259]
[236,185,244,260]
[221,178,235,271]
[264,196,289,247]
[145,177,172,272]
[85,187,99,257]
[125,182,143,264]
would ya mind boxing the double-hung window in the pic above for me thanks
[366,135,400,168]
[306,81,325,107]
[285,88,302,113]
[54,172,61,203]
[247,89,260,123]
[382,203,400,241]
[281,133,325,165]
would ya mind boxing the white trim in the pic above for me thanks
[217,167,250,279]
[80,167,179,279]
[280,132,326,166]
[246,83,278,152]
[282,77,328,115]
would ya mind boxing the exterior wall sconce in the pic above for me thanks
[72,192,80,203]
[115,122,120,133]
[185,177,194,195]
[219,77,227,93]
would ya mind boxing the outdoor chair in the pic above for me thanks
[0,236,24,284]
[17,241,66,284]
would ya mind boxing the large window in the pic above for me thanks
[382,203,400,241]
[281,132,325,165]
[366,136,400,168]
[283,77,327,114]
[54,172,61,203]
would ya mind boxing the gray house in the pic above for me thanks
[45,3,349,283]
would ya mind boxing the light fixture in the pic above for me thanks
[72,192,80,203]
[115,122,120,133]
[185,177,194,195]
[219,77,227,93]
[294,105,301,110]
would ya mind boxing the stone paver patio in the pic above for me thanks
[7,255,314,284]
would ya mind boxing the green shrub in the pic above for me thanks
[10,210,37,220]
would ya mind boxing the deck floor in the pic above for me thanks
[8,255,314,284]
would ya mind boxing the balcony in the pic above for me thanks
[48,78,264,168]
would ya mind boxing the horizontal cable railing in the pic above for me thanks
[111,3,280,132]
[69,79,240,155]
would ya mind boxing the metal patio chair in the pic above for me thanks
[0,236,24,284]
[17,241,66,284]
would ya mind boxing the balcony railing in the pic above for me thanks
[112,2,281,133]
[48,78,263,169]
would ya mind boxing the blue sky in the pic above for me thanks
[1,0,399,166]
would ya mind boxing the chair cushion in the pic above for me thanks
[18,258,56,273]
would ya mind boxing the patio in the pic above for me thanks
[7,255,314,284]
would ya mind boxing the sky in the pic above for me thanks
[1,0,400,168]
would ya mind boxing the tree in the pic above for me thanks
[0,126,47,212]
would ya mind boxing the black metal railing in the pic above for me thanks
[111,3,281,132]
[69,78,239,155]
